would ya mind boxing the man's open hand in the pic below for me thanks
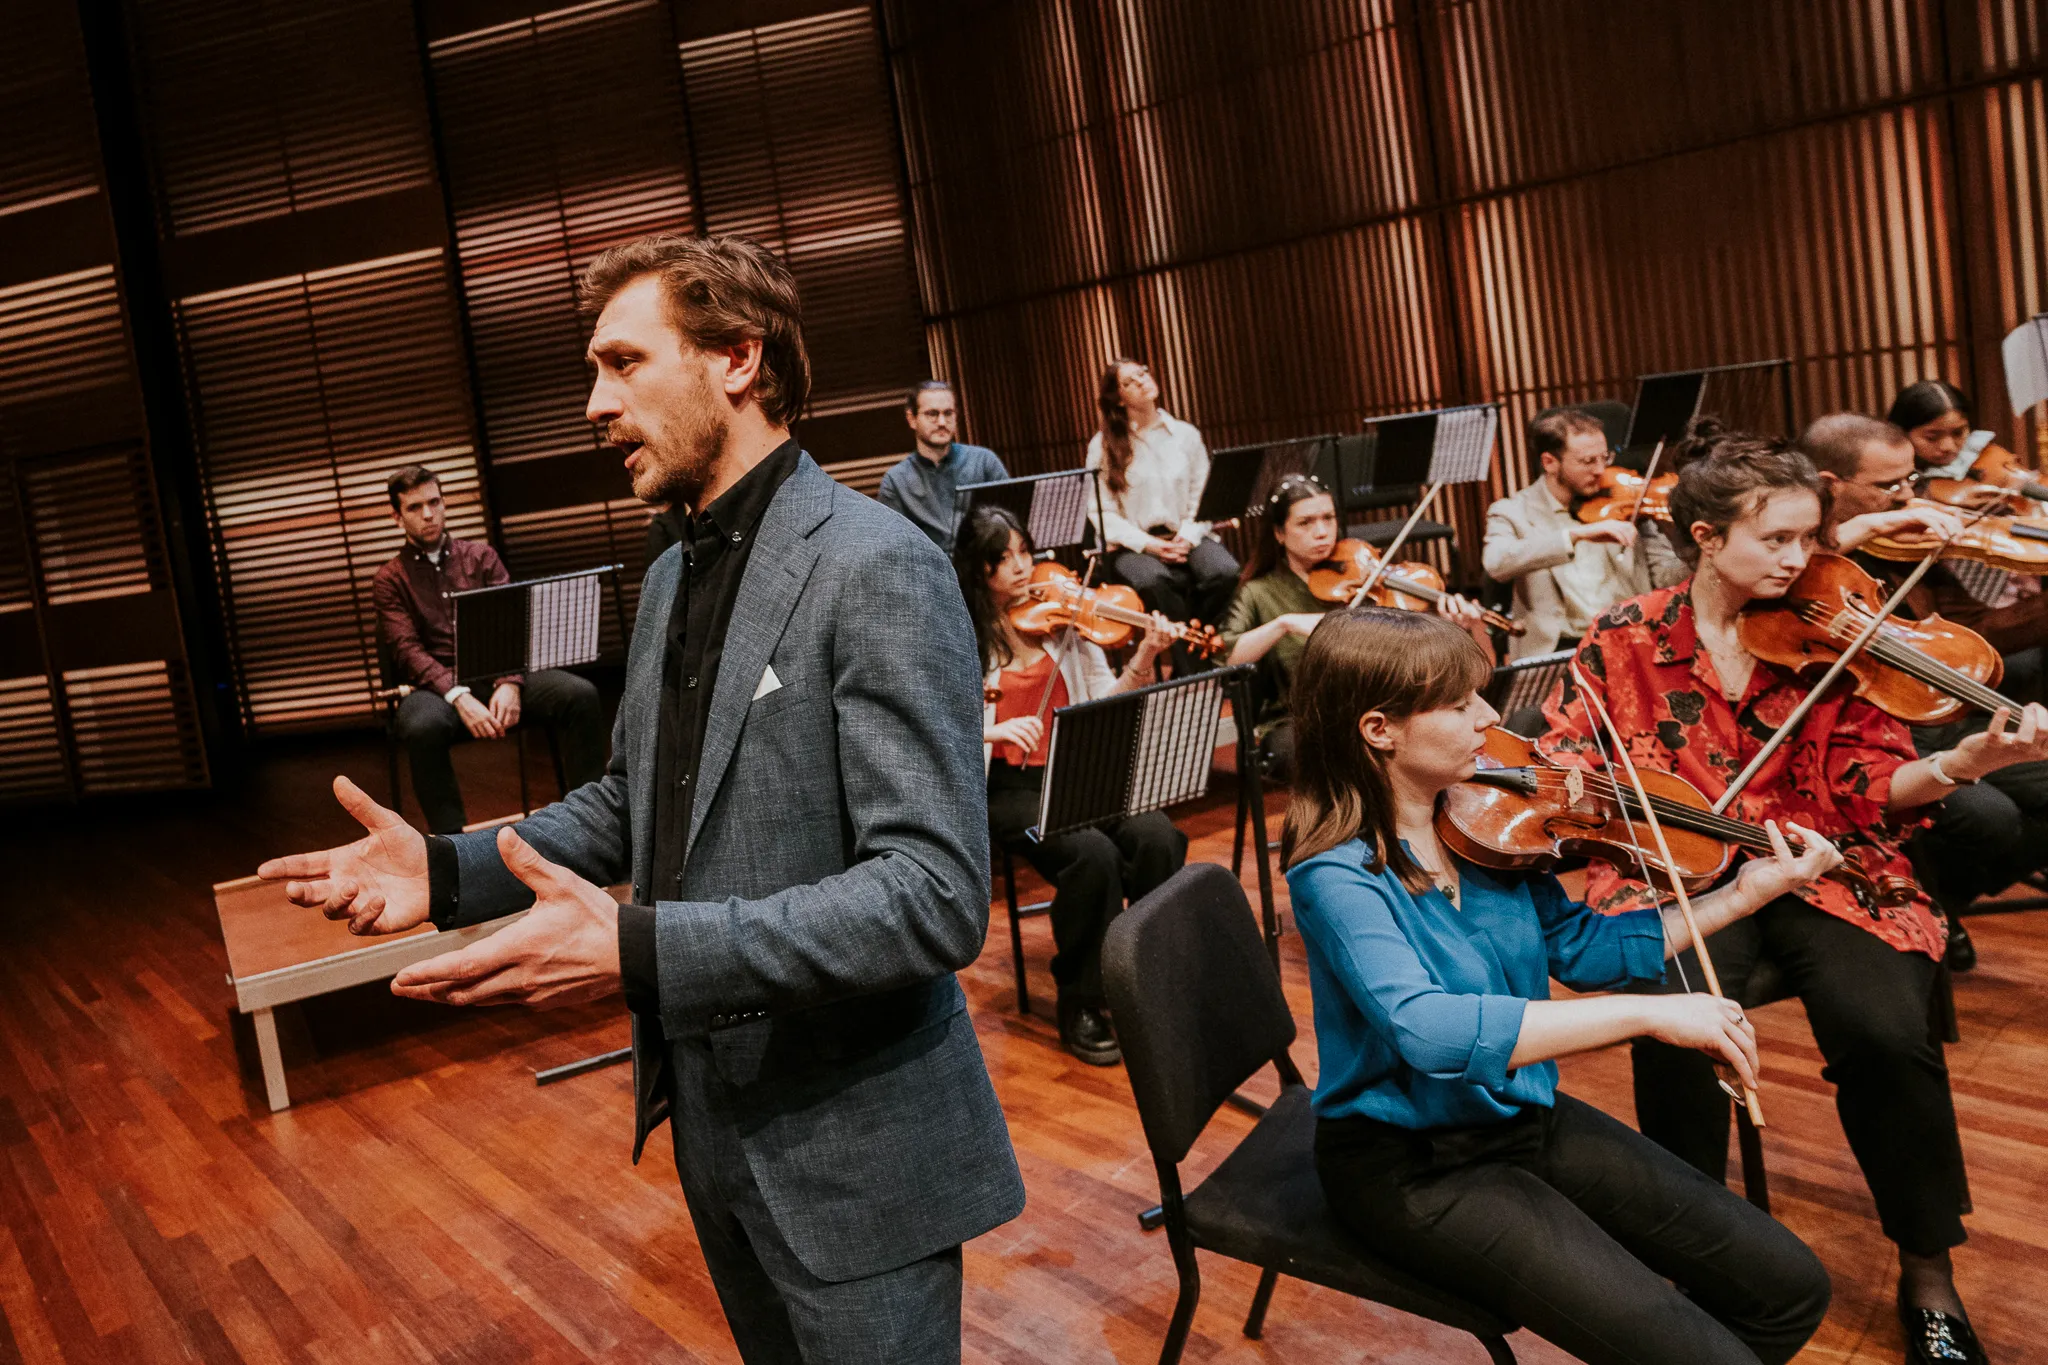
[389,826,621,1009]
[257,776,430,935]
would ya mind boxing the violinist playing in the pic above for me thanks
[1288,607,1835,1365]
[1485,410,1688,660]
[1539,421,2048,1365]
[1219,474,1487,777]
[1802,412,2048,975]
[953,504,1187,1066]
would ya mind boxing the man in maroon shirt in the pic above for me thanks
[371,466,606,832]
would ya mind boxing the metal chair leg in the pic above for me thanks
[1482,1334,1518,1363]
[1242,1267,1278,1339]
[1736,1104,1770,1213]
[1002,844,1030,1015]
[1232,769,1248,876]
[545,724,566,798]
[1157,1237,1201,1365]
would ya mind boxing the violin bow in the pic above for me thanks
[1348,479,1446,607]
[1569,661,1768,1128]
[1709,502,1996,815]
[1624,440,1666,523]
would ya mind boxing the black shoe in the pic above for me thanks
[1057,997,1121,1066]
[1946,918,1977,973]
[1899,1305,1988,1364]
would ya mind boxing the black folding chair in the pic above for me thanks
[1103,863,1517,1363]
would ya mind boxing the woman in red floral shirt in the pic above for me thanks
[1540,423,2048,1365]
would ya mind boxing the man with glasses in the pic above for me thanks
[1804,411,2048,972]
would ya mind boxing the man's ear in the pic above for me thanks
[1816,470,1841,492]
[719,338,765,400]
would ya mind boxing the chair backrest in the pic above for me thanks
[1103,862,1298,1166]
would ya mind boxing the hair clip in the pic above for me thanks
[1266,473,1326,505]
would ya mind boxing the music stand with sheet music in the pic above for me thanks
[956,468,1099,563]
[1193,437,1327,530]
[1031,663,1278,958]
[1340,403,1500,593]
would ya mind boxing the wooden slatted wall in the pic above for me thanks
[424,0,700,653]
[0,0,207,802]
[680,3,927,461]
[882,0,2048,582]
[126,0,489,733]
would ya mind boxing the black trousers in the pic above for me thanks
[1316,1095,1830,1365]
[1911,668,2048,911]
[986,760,1186,1004]
[1108,538,1239,652]
[1632,896,1968,1255]
[392,668,607,833]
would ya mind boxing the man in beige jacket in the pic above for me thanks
[1484,409,1684,659]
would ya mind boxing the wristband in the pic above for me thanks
[443,684,472,704]
[1927,749,1975,786]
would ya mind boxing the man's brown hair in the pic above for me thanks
[386,464,439,509]
[1799,412,1910,480]
[579,234,811,427]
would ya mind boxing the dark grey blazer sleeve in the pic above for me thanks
[653,528,990,1030]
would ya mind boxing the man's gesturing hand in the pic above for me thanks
[257,776,430,936]
[389,826,621,1009]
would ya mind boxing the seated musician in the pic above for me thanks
[1539,422,2048,1365]
[371,466,607,834]
[1885,379,2048,655]
[1222,473,1485,777]
[1086,358,1239,658]
[1483,409,1686,660]
[875,380,1009,552]
[1802,412,2048,971]
[953,504,1187,1066]
[1287,606,1833,1365]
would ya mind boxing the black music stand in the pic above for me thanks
[1623,359,1793,466]
[1034,663,1277,959]
[1193,437,1329,529]
[956,469,1098,561]
[1343,403,1500,554]
[1483,650,1574,736]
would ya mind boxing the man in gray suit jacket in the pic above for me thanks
[261,234,1024,1362]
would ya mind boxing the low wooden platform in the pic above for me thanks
[3,730,2046,1363]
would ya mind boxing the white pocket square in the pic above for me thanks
[752,665,784,702]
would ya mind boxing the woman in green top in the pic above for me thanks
[1222,474,1485,776]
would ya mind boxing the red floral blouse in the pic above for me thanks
[1537,581,1944,961]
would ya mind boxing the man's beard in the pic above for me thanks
[625,406,728,510]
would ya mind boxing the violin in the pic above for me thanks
[1009,561,1224,658]
[1305,538,1525,636]
[1575,469,1676,525]
[1919,440,2048,511]
[1437,727,1915,913]
[1738,553,2020,726]
[1858,499,2048,574]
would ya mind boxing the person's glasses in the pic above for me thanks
[1861,475,1914,497]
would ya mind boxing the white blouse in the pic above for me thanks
[1085,412,1212,552]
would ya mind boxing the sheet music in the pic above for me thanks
[527,572,603,671]
[1428,406,1498,485]
[2004,315,2048,417]
[1126,676,1222,814]
[1028,472,1092,551]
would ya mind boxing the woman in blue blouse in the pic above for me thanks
[1285,607,1838,1365]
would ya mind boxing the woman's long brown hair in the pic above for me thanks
[1281,608,1493,890]
[1096,358,1139,500]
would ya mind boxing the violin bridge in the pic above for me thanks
[1565,767,1585,808]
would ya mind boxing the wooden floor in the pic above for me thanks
[4,731,2048,1364]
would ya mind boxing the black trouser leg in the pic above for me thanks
[988,764,1185,1005]
[1316,1096,1829,1365]
[1183,537,1240,631]
[1109,549,1189,620]
[393,690,468,833]
[1629,914,1763,1184]
[1633,897,1968,1255]
[520,668,608,791]
[1756,900,1968,1254]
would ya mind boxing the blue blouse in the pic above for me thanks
[1287,838,1667,1129]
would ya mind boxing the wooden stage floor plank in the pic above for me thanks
[2,732,2045,1363]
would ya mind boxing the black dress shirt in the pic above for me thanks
[617,440,800,1012]
[427,441,801,1017]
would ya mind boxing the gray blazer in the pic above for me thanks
[446,454,1025,1283]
